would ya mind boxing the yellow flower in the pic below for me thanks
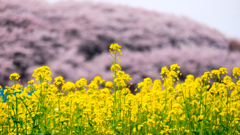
[194,77,203,86]
[198,115,204,121]
[137,82,144,89]
[110,64,121,72]
[236,80,240,86]
[117,70,125,78]
[160,66,169,76]
[211,69,220,79]
[138,124,143,130]
[122,74,132,82]
[114,78,127,87]
[3,86,14,95]
[12,84,23,92]
[170,63,180,71]
[47,84,58,93]
[93,76,105,85]
[222,75,232,84]
[168,70,177,78]
[62,82,76,92]
[190,100,199,106]
[153,79,162,86]
[54,76,65,86]
[105,81,113,88]
[133,127,137,133]
[201,71,211,81]
[32,66,52,82]
[88,82,99,90]
[28,79,35,85]
[12,84,23,97]
[185,74,194,83]
[143,77,152,87]
[9,73,20,81]
[233,67,240,79]
[219,67,228,74]
[212,107,219,113]
[109,43,122,54]
[76,78,87,88]
[160,130,165,134]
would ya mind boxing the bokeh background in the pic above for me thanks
[0,0,240,93]
[47,0,240,39]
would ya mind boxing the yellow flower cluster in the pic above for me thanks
[62,82,76,92]
[92,76,105,85]
[110,64,121,72]
[233,67,240,79]
[105,81,113,88]
[32,66,52,82]
[109,43,122,54]
[9,73,20,81]
[0,43,239,135]
[54,76,65,86]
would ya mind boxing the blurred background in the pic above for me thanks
[0,0,240,94]
[48,0,240,39]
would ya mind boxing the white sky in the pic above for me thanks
[47,0,240,39]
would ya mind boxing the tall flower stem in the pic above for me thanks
[112,51,117,131]
[12,79,19,135]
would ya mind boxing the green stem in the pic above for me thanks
[112,51,117,132]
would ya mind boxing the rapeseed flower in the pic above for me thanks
[160,66,169,76]
[88,82,99,91]
[62,82,76,92]
[54,76,65,86]
[28,79,35,85]
[12,84,23,93]
[211,69,221,79]
[110,64,121,72]
[137,82,144,89]
[219,67,228,74]
[170,63,180,71]
[201,71,211,82]
[32,66,52,82]
[109,43,121,54]
[9,73,20,82]
[92,76,105,85]
[233,67,240,79]
[104,81,113,88]
[1,44,240,135]
[185,74,194,83]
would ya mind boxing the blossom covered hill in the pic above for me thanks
[0,0,239,92]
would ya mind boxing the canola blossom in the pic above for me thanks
[0,43,240,135]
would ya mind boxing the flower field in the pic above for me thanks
[0,43,240,135]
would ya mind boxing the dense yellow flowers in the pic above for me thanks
[0,43,240,135]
